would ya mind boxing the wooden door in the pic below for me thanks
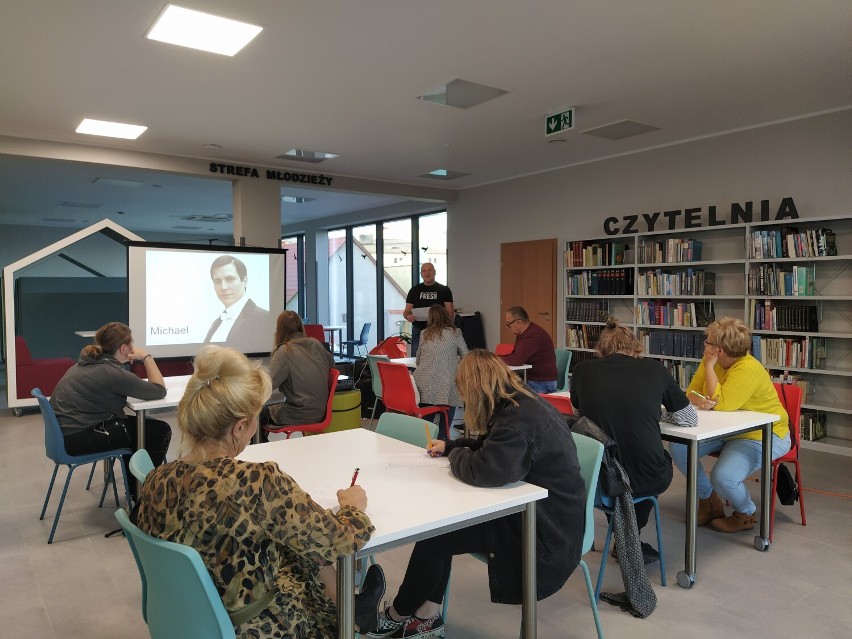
[500,239,557,345]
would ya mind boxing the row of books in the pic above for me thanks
[634,300,715,327]
[659,359,699,389]
[637,238,703,264]
[565,300,610,322]
[566,324,604,349]
[566,268,634,295]
[566,241,630,267]
[749,300,818,332]
[753,336,826,369]
[640,330,706,358]
[637,268,716,296]
[747,264,815,296]
[748,226,838,259]
[800,411,827,442]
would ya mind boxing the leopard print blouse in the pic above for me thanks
[136,457,374,638]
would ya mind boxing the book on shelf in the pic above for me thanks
[800,410,827,442]
[749,226,838,259]
[565,299,609,322]
[567,241,631,267]
[749,300,818,332]
[638,238,703,264]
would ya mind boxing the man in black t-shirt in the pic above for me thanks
[404,263,454,354]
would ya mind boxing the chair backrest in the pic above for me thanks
[130,449,155,483]
[367,354,390,398]
[541,393,574,415]
[114,509,235,639]
[376,361,419,415]
[555,348,572,392]
[494,343,514,356]
[15,336,33,365]
[303,324,325,342]
[317,368,341,427]
[774,382,803,451]
[32,388,67,464]
[376,413,438,448]
[357,322,372,345]
[571,432,604,555]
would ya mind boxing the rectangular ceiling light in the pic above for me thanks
[278,149,339,163]
[281,195,316,204]
[76,118,148,139]
[419,169,469,180]
[92,177,145,187]
[147,4,262,56]
[419,78,510,109]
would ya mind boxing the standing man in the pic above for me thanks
[403,263,454,355]
[500,305,557,393]
[204,255,271,349]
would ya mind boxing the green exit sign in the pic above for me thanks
[545,108,574,136]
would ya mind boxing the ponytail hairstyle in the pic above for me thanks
[81,322,132,360]
[595,317,643,357]
[178,345,272,448]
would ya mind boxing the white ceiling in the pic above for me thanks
[0,1,850,236]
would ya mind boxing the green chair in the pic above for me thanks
[129,449,155,484]
[374,412,438,448]
[555,348,573,392]
[572,432,605,639]
[366,354,390,425]
[115,509,236,639]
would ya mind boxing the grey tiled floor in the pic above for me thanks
[1,406,850,638]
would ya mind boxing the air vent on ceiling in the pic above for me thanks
[172,225,203,230]
[281,195,316,204]
[62,201,101,209]
[418,78,510,109]
[43,217,78,223]
[277,149,339,163]
[91,177,145,187]
[419,170,469,181]
[180,214,232,222]
[581,120,661,140]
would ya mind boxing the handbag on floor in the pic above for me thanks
[775,463,798,505]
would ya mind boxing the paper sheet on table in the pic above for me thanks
[411,307,430,321]
[307,481,342,512]
[383,453,451,468]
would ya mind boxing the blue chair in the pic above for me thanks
[115,509,236,639]
[572,432,605,639]
[343,322,372,359]
[555,348,572,392]
[33,388,131,544]
[366,354,390,425]
[129,449,155,484]
[594,492,666,600]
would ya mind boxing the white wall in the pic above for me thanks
[450,110,852,348]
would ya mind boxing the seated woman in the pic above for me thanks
[670,317,791,533]
[135,345,384,636]
[266,311,334,431]
[570,317,697,560]
[367,350,586,639]
[49,322,171,483]
[413,303,468,439]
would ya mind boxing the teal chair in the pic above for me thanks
[33,388,131,544]
[366,354,390,424]
[375,412,438,448]
[555,348,573,392]
[115,509,236,639]
[572,432,605,639]
[129,449,155,484]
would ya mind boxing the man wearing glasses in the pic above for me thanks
[500,306,557,393]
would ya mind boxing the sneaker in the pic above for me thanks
[365,606,407,639]
[640,542,660,565]
[391,613,445,638]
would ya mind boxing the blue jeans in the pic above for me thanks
[669,433,791,516]
[527,380,557,394]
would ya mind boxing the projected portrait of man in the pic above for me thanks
[203,255,270,348]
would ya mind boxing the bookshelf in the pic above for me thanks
[564,216,852,454]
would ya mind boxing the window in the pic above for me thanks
[352,224,378,353]
[280,235,304,316]
[383,218,412,338]
[327,229,348,347]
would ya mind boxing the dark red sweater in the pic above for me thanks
[500,322,557,381]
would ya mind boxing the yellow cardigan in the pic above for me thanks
[687,353,789,441]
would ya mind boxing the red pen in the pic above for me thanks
[350,467,360,487]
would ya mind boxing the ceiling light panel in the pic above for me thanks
[91,177,145,187]
[581,120,661,141]
[419,78,510,109]
[147,4,263,56]
[76,118,147,139]
[277,149,339,163]
[419,169,470,180]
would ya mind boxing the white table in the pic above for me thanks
[659,410,779,589]
[395,357,533,382]
[237,429,548,639]
[324,325,345,354]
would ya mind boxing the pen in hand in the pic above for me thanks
[350,467,360,487]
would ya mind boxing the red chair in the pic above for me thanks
[303,324,326,343]
[541,393,574,415]
[265,369,340,439]
[770,382,805,541]
[377,361,450,439]
[495,343,514,356]
[14,336,74,398]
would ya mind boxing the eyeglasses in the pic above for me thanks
[506,319,520,328]
[704,340,719,347]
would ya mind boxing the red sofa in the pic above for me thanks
[14,336,75,398]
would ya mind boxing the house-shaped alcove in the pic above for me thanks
[3,219,143,413]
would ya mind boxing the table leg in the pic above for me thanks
[337,553,356,639]
[754,422,772,551]
[135,409,146,497]
[521,501,537,638]
[677,440,698,589]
